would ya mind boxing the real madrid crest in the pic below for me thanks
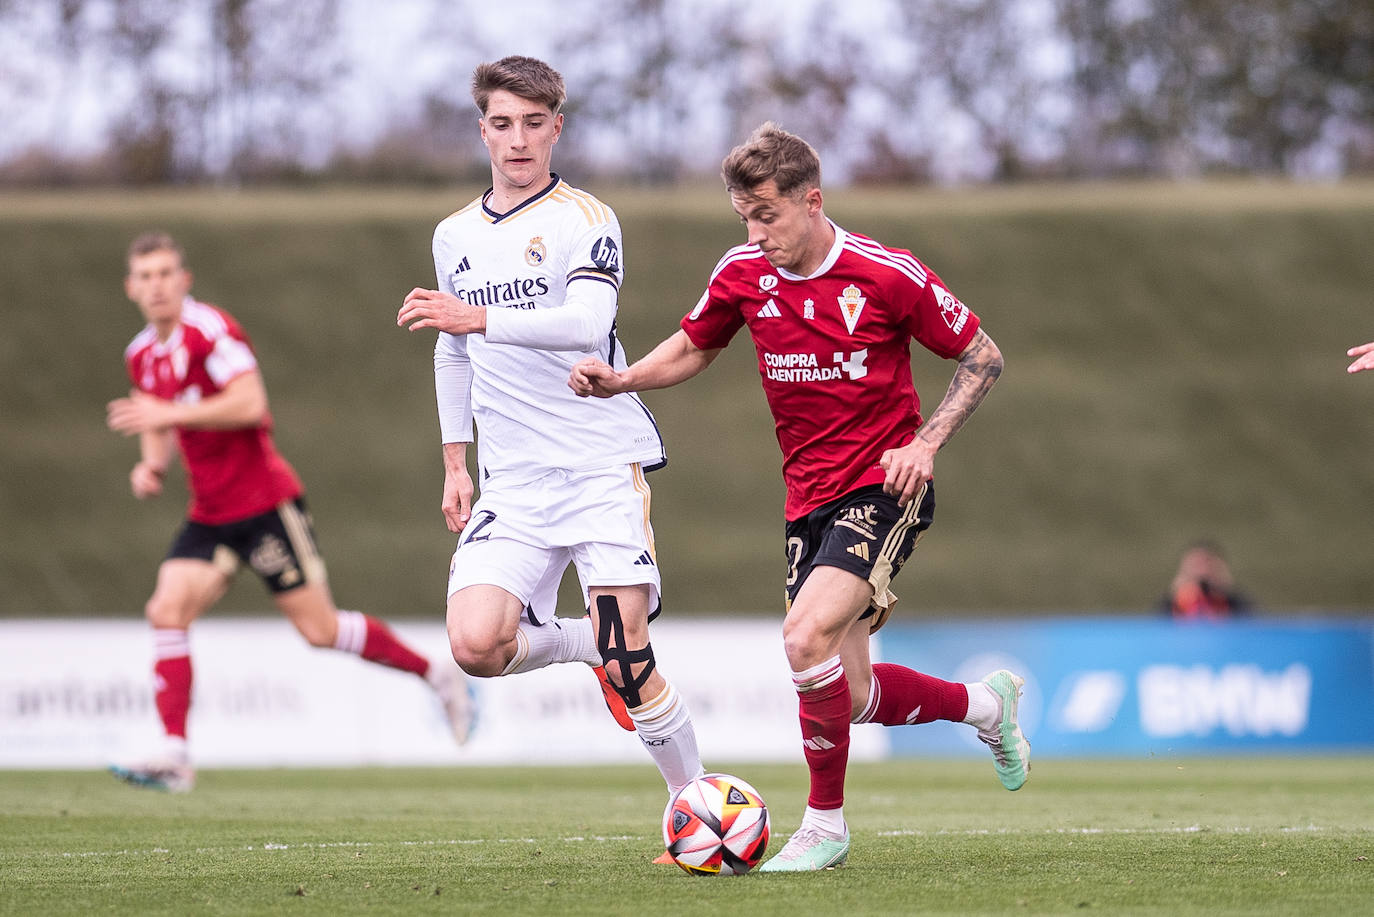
[837,283,866,334]
[525,236,547,267]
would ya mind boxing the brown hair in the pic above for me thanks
[471,56,566,115]
[721,122,822,197]
[127,231,184,266]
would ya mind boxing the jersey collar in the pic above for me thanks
[776,219,846,282]
[148,296,194,350]
[481,173,561,223]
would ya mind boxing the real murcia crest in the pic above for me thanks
[837,283,866,334]
[525,236,547,266]
[803,298,815,320]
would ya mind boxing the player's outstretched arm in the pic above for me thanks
[1347,341,1374,374]
[880,329,1004,506]
[569,329,720,398]
[399,288,486,336]
[107,372,268,434]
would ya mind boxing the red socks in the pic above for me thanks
[335,610,430,677]
[856,662,969,725]
[152,628,192,739]
[793,656,851,811]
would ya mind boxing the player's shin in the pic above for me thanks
[500,616,600,675]
[334,610,429,676]
[794,655,851,812]
[152,627,192,754]
[852,662,970,726]
[628,681,704,795]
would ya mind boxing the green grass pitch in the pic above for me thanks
[2,757,1371,915]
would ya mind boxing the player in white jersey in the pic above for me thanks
[397,57,703,847]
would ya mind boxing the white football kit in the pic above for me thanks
[432,175,666,619]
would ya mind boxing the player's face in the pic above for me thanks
[125,249,191,328]
[480,90,562,199]
[730,181,825,275]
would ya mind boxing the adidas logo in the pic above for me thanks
[802,735,837,751]
[846,542,870,561]
[632,551,655,566]
[756,298,782,319]
[452,256,471,275]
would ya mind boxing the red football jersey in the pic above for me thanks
[680,225,979,521]
[123,298,302,524]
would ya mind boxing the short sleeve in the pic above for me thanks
[680,274,745,351]
[903,265,979,359]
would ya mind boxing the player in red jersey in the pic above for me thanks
[106,232,473,792]
[570,123,1030,870]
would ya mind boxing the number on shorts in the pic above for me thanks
[461,510,497,546]
[785,536,804,586]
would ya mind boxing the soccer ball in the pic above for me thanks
[663,773,770,875]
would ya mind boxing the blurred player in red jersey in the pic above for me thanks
[570,123,1030,871]
[106,232,473,792]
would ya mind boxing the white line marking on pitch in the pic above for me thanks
[46,835,652,859]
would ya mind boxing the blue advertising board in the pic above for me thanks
[876,617,1374,757]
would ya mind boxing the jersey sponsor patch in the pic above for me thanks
[933,283,969,335]
[589,236,620,272]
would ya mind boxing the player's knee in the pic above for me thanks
[446,627,507,678]
[144,593,188,629]
[593,594,656,707]
[780,614,825,668]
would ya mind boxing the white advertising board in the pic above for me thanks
[0,618,889,768]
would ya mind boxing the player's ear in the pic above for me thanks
[552,112,563,143]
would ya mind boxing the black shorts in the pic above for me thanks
[166,497,327,594]
[783,482,935,632]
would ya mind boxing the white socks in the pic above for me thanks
[800,804,847,838]
[963,681,999,731]
[164,735,189,765]
[628,682,703,795]
[333,610,367,654]
[500,616,601,675]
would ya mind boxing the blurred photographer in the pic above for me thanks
[1160,540,1252,619]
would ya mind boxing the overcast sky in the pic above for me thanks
[3,0,1069,183]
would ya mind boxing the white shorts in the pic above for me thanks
[445,463,660,624]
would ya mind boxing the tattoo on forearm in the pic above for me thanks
[919,331,1003,449]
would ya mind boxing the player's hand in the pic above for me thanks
[398,288,486,335]
[879,439,936,507]
[568,358,625,398]
[107,390,177,435]
[441,464,474,534]
[1347,341,1374,374]
[130,461,165,499]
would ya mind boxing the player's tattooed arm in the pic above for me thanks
[880,329,1002,506]
[915,329,1004,450]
